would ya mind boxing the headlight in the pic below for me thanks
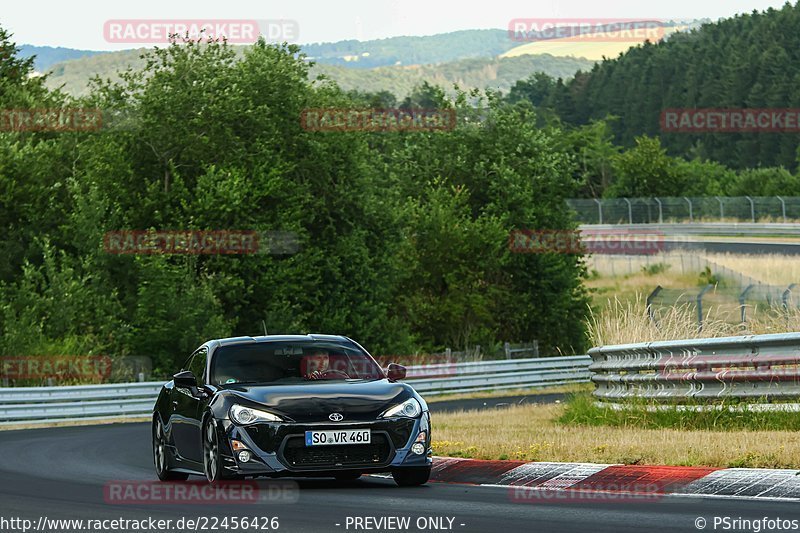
[230,404,283,425]
[381,398,422,418]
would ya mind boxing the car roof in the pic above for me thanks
[209,334,352,348]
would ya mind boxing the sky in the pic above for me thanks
[1,0,793,50]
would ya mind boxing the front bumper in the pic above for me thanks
[217,412,432,477]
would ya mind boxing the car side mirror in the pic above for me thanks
[386,363,406,381]
[173,370,198,388]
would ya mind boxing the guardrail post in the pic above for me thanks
[504,342,511,359]
[739,284,754,325]
[782,284,797,326]
[593,198,603,224]
[684,197,693,222]
[138,372,145,382]
[697,284,713,332]
[647,285,663,326]
[715,196,724,220]
[654,197,663,223]
[745,196,755,222]
[777,196,787,222]
[623,198,633,224]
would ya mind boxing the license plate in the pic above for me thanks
[305,429,371,446]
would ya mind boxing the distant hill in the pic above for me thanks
[502,20,705,61]
[43,49,146,95]
[29,24,714,97]
[302,29,517,68]
[22,29,518,75]
[312,55,594,97]
[23,22,705,77]
[41,45,595,99]
[27,28,596,97]
[18,45,106,71]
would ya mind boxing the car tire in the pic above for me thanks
[392,467,431,487]
[203,417,228,483]
[153,416,189,481]
[334,472,362,481]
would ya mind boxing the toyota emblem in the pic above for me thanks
[329,412,344,422]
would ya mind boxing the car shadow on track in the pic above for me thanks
[244,475,432,495]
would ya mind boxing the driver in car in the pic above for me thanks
[304,350,330,380]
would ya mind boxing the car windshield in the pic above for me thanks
[210,341,385,386]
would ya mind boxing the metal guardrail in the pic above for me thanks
[0,382,161,425]
[407,356,590,395]
[580,223,800,237]
[0,357,591,426]
[589,332,800,402]
[568,197,800,225]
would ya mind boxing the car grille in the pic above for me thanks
[245,419,414,454]
[280,433,393,468]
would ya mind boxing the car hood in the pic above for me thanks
[222,379,413,422]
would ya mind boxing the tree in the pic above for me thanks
[606,136,684,197]
[559,118,620,197]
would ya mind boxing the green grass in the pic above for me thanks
[559,393,800,432]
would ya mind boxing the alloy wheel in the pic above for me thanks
[203,420,219,482]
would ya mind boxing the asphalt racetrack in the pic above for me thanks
[1,422,800,533]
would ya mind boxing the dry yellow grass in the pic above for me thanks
[433,404,800,468]
[502,26,687,61]
[702,253,800,286]
[589,296,737,346]
[588,293,800,346]
[584,253,711,316]
[586,252,800,299]
[584,251,800,345]
[586,261,699,306]
[501,41,639,61]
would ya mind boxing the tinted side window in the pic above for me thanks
[186,348,207,382]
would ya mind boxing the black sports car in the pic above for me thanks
[152,334,432,486]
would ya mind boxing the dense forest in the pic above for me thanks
[0,27,590,376]
[509,2,800,173]
[6,4,800,376]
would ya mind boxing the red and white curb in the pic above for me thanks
[428,457,800,502]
